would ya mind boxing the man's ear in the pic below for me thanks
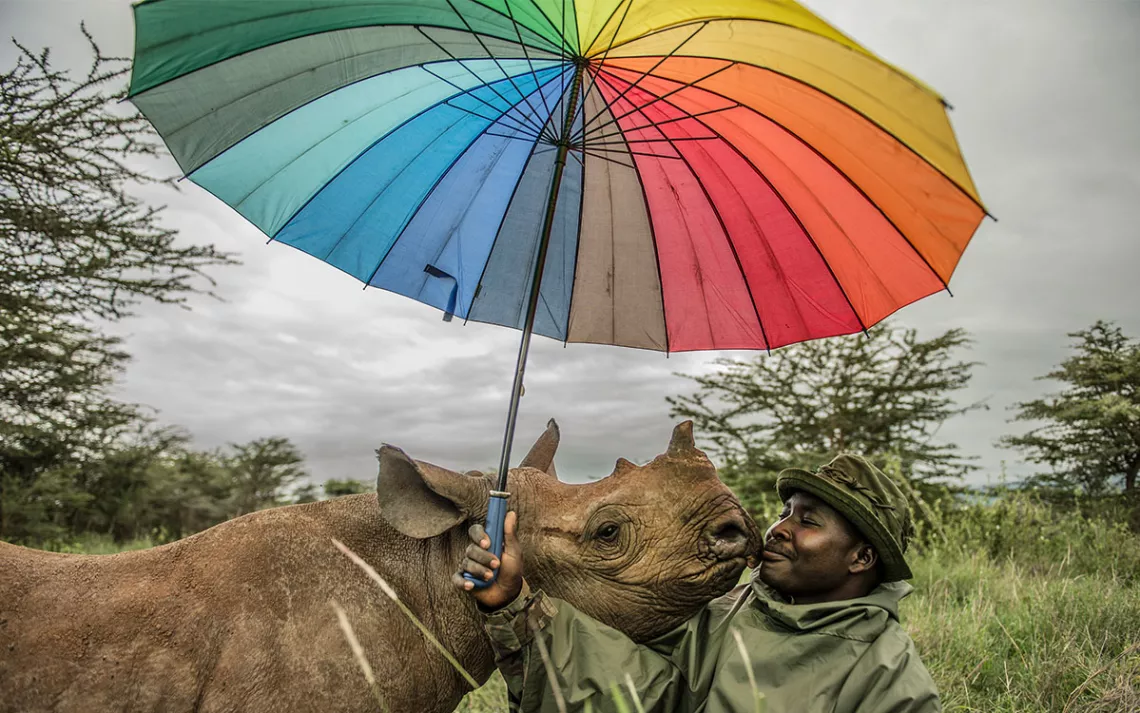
[376,446,490,539]
[850,542,879,576]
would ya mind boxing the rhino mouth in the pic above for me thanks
[680,555,749,590]
[711,556,749,580]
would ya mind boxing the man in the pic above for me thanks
[454,455,940,712]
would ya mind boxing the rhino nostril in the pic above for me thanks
[712,523,747,545]
[707,520,751,562]
[702,511,757,561]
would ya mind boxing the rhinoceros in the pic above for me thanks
[0,420,758,713]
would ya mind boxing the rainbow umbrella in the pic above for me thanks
[128,0,986,580]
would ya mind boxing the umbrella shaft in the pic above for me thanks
[495,65,585,492]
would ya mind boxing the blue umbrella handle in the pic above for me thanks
[464,492,509,590]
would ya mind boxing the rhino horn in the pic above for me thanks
[667,421,697,456]
[519,419,559,477]
[614,457,638,475]
[376,446,489,539]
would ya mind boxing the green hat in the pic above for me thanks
[776,455,914,581]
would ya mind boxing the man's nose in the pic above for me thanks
[766,518,791,542]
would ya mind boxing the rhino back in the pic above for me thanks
[0,495,492,713]
[0,534,219,711]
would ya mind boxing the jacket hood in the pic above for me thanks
[748,572,913,643]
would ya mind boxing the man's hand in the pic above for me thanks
[452,510,524,610]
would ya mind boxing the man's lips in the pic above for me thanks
[761,549,791,562]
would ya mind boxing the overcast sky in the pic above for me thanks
[3,1,1138,487]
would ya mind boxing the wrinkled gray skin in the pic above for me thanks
[0,421,758,713]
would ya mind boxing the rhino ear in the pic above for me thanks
[667,420,697,455]
[519,418,559,477]
[376,446,489,539]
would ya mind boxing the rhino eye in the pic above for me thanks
[596,523,621,543]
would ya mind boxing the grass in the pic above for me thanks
[904,493,1140,712]
[907,548,1140,712]
[44,533,156,554]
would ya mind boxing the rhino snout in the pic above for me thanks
[705,516,753,562]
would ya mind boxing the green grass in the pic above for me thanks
[43,533,156,555]
[907,548,1139,712]
[904,494,1140,712]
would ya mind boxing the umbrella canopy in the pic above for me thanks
[128,0,986,355]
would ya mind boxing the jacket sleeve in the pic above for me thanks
[482,583,711,713]
[839,627,941,713]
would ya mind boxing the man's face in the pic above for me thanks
[757,491,869,601]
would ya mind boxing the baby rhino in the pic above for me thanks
[0,421,758,713]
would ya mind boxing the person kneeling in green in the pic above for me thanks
[453,455,940,713]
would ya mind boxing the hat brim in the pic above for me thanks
[776,469,912,582]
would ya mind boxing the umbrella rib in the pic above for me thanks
[421,61,547,138]
[444,98,544,140]
[577,61,737,144]
[484,130,547,142]
[574,148,635,170]
[597,64,956,294]
[362,73,565,292]
[519,0,573,58]
[578,21,708,138]
[443,1,553,136]
[578,0,632,58]
[586,136,719,146]
[585,105,737,144]
[601,75,871,334]
[574,0,636,132]
[579,147,683,161]
[597,74,771,351]
[560,0,568,61]
[502,0,556,120]
[418,27,548,136]
[442,95,543,141]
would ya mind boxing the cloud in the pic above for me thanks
[4,0,1138,488]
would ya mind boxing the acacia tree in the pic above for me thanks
[226,438,309,516]
[1001,321,1140,495]
[668,325,983,501]
[323,478,371,498]
[0,29,235,541]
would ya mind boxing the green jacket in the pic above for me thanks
[484,571,939,713]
